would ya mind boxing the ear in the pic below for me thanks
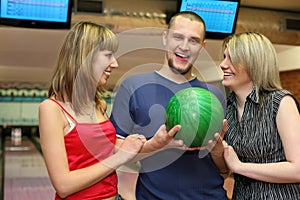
[201,39,207,48]
[162,30,168,46]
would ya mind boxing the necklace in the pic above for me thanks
[84,102,96,121]
[87,110,95,121]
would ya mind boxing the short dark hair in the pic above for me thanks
[168,11,206,34]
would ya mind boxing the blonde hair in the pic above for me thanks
[48,21,118,114]
[222,32,282,94]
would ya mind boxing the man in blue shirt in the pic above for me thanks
[111,11,228,200]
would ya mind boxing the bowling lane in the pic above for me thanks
[3,136,55,200]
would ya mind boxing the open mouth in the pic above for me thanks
[104,71,111,76]
[175,52,190,61]
[223,72,234,77]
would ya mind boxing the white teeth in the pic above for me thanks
[224,73,233,76]
[104,71,111,75]
[176,53,189,58]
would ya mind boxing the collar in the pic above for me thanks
[154,70,197,84]
[227,88,260,106]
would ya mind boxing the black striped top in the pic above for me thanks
[225,89,300,200]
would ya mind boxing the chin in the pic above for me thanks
[170,62,192,74]
[222,80,230,87]
[98,80,106,86]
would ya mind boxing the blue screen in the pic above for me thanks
[0,0,70,23]
[180,0,239,34]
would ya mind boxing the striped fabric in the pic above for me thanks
[225,89,300,200]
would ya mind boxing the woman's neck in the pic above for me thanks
[232,83,254,121]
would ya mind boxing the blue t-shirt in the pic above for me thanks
[110,71,227,200]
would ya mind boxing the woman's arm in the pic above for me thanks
[209,120,230,178]
[224,95,300,183]
[39,100,144,198]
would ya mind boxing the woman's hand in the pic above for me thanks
[207,119,228,154]
[223,141,242,173]
[116,134,146,163]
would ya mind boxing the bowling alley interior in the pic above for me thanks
[0,0,300,199]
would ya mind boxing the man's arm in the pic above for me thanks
[115,124,186,162]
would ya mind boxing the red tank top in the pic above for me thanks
[50,99,118,200]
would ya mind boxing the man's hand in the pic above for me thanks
[145,124,188,152]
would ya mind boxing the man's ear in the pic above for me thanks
[202,39,207,48]
[162,31,168,46]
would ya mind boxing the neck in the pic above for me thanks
[232,83,254,113]
[158,64,194,84]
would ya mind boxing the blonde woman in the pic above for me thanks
[220,32,300,200]
[39,22,146,200]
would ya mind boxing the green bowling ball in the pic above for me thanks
[165,88,224,147]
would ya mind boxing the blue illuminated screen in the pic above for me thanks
[0,0,70,22]
[179,0,240,35]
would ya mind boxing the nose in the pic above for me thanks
[110,57,118,68]
[179,38,189,51]
[219,59,228,71]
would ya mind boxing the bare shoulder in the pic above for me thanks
[277,94,300,119]
[39,98,60,114]
[39,98,66,128]
[280,95,298,108]
[39,98,55,108]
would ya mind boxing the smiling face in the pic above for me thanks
[163,16,205,76]
[92,50,118,86]
[220,49,253,92]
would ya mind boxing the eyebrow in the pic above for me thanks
[172,32,202,42]
[191,36,202,43]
